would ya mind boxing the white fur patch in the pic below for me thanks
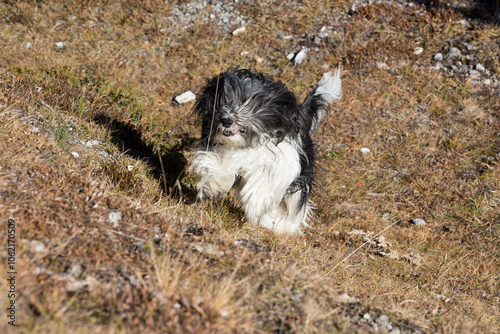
[193,140,311,234]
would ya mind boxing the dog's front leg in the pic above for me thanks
[192,150,236,200]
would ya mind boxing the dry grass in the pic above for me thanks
[0,0,499,333]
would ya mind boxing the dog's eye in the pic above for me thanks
[240,128,247,134]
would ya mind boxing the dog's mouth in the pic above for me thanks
[222,129,238,137]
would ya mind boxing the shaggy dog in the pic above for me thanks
[192,67,341,234]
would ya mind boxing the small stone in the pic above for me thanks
[447,47,461,59]
[317,32,329,39]
[290,49,307,65]
[84,139,99,148]
[55,42,65,48]
[232,26,246,35]
[220,310,229,317]
[30,240,46,253]
[127,165,134,171]
[240,51,249,56]
[483,79,491,85]
[450,65,458,72]
[255,56,264,63]
[363,313,371,320]
[469,70,481,79]
[459,64,469,73]
[475,63,485,72]
[379,315,393,331]
[433,53,443,61]
[173,303,182,310]
[71,152,79,158]
[282,35,293,40]
[191,242,224,257]
[376,62,390,70]
[379,315,389,322]
[174,91,196,104]
[413,47,423,55]
[107,210,122,227]
[25,42,32,49]
[459,19,469,26]
[360,148,371,154]
[337,293,357,303]
[410,218,426,226]
[432,62,443,71]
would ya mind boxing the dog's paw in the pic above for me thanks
[197,175,235,200]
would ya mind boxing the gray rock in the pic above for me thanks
[459,65,469,73]
[290,49,307,65]
[433,53,443,61]
[450,65,458,72]
[175,91,196,104]
[107,210,122,227]
[379,315,393,331]
[475,63,485,72]
[469,70,481,79]
[447,47,461,59]
[410,218,426,226]
[30,240,47,253]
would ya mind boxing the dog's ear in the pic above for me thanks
[193,73,226,118]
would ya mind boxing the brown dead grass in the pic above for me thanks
[0,0,499,333]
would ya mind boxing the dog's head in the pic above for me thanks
[194,68,300,148]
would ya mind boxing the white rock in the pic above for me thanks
[286,52,295,60]
[410,218,426,226]
[232,26,246,35]
[71,152,79,158]
[220,310,229,317]
[363,313,371,320]
[25,42,32,49]
[127,165,134,171]
[475,63,485,72]
[337,293,357,303]
[175,91,196,104]
[55,42,65,48]
[84,139,99,148]
[433,53,443,61]
[107,211,122,227]
[469,70,481,78]
[483,79,491,85]
[360,148,371,154]
[282,35,293,40]
[413,47,423,55]
[447,47,461,59]
[459,19,469,26]
[240,51,249,56]
[376,62,389,70]
[30,240,46,253]
[292,49,307,65]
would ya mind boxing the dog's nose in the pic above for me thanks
[220,117,234,127]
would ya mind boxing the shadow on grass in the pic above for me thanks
[414,0,500,23]
[93,114,197,200]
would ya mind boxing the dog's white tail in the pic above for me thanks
[301,67,342,134]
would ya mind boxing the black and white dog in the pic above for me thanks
[192,67,341,234]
